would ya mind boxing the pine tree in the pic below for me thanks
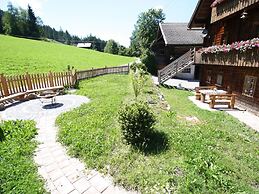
[0,9,3,33]
[27,5,39,37]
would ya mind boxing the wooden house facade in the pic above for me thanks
[152,23,203,80]
[189,0,259,114]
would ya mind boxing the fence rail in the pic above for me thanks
[0,71,75,98]
[0,65,130,99]
[76,65,129,80]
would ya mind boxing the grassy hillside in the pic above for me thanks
[0,35,134,75]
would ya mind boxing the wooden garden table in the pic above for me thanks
[199,89,227,103]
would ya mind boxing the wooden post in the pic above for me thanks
[158,70,161,84]
[91,68,94,77]
[49,71,54,87]
[72,70,77,86]
[0,74,9,96]
[26,72,33,90]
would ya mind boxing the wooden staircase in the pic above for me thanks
[158,49,195,84]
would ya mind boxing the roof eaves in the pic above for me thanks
[188,0,203,29]
[159,23,168,46]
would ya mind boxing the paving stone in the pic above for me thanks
[83,186,100,194]
[84,170,98,180]
[69,189,80,194]
[67,171,85,184]
[89,174,111,193]
[54,176,75,194]
[58,159,71,169]
[45,162,59,173]
[73,178,91,193]
[48,168,64,181]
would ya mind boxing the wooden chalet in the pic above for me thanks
[152,23,203,80]
[188,0,259,114]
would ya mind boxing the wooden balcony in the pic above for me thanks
[195,49,259,67]
[211,0,259,23]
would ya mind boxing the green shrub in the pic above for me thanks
[141,49,157,75]
[130,62,147,73]
[118,101,156,148]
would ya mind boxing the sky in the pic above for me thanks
[0,0,199,47]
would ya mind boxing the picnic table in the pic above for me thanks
[38,90,57,105]
[199,89,227,103]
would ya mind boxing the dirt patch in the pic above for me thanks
[184,116,200,124]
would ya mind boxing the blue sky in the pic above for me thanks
[0,0,199,47]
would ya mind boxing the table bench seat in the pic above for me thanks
[209,94,236,109]
[195,86,216,100]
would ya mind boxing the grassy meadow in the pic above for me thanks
[57,74,259,193]
[0,35,134,75]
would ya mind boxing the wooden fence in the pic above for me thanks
[76,65,129,80]
[0,65,130,99]
[0,71,75,98]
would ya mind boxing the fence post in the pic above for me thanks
[72,70,77,86]
[49,71,54,87]
[158,70,161,84]
[91,68,94,77]
[0,74,9,96]
[26,72,33,90]
[128,63,130,73]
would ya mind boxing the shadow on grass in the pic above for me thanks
[134,130,169,155]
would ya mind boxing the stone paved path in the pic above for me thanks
[189,96,259,132]
[0,95,137,194]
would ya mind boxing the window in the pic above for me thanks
[216,74,223,86]
[243,76,257,97]
[181,68,191,73]
[206,70,212,83]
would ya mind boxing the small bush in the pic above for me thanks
[130,62,147,73]
[118,101,156,148]
[141,49,157,75]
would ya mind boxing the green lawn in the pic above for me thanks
[0,120,45,194]
[0,35,134,75]
[57,74,259,193]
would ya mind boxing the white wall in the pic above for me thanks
[175,64,196,80]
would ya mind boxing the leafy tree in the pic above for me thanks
[130,8,165,53]
[104,39,119,54]
[2,2,19,35]
[27,5,39,37]
[130,8,165,74]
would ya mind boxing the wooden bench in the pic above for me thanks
[0,86,64,110]
[209,94,236,109]
[195,86,216,100]
[0,92,27,110]
[26,86,64,94]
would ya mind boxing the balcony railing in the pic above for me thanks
[211,0,259,23]
[195,49,259,67]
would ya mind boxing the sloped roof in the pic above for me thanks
[160,23,203,45]
[77,43,92,48]
[188,0,214,28]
